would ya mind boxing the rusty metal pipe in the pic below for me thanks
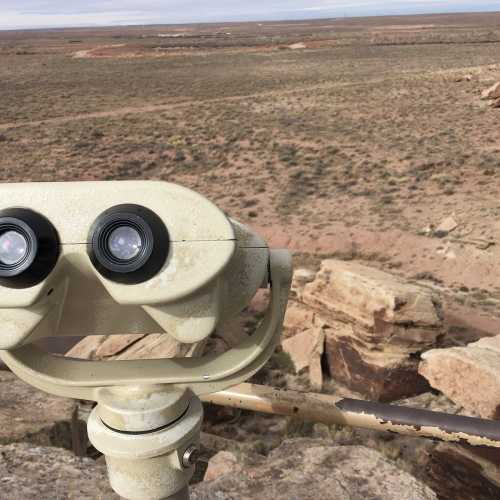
[202,383,500,448]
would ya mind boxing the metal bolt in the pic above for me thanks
[182,445,199,468]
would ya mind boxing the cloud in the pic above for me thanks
[0,1,498,29]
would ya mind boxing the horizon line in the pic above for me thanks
[1,9,500,32]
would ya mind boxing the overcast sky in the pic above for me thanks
[1,1,499,30]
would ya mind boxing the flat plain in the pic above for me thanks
[1,12,500,325]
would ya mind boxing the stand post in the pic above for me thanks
[88,386,203,500]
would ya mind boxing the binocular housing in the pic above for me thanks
[0,181,270,350]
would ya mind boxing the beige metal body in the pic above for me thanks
[0,181,293,500]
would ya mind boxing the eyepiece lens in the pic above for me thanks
[0,230,28,266]
[107,226,142,261]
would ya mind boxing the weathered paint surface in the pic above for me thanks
[204,383,500,449]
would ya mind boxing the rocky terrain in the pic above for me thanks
[0,11,500,500]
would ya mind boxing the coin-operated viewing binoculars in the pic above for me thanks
[0,181,292,500]
[1,181,500,500]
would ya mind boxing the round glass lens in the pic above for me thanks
[107,226,142,261]
[0,231,28,266]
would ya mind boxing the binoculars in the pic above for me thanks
[0,180,292,500]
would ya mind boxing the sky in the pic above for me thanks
[0,1,499,30]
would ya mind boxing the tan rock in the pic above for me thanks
[96,333,146,358]
[66,335,106,359]
[283,301,315,336]
[289,42,306,50]
[419,335,500,419]
[291,268,316,301]
[303,260,443,329]
[0,371,81,450]
[204,451,242,481]
[474,335,500,353]
[481,81,500,100]
[282,327,324,373]
[68,333,205,361]
[436,215,458,234]
[308,351,324,391]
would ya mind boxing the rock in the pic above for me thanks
[436,215,458,235]
[192,439,437,500]
[288,42,306,50]
[419,335,500,419]
[302,260,444,401]
[282,327,325,390]
[0,371,83,451]
[0,442,119,499]
[303,260,443,329]
[490,98,500,109]
[293,267,316,286]
[481,82,500,100]
[67,333,205,361]
[426,443,500,500]
[308,347,324,392]
[96,333,146,358]
[291,268,316,302]
[283,300,315,336]
[282,327,324,373]
[204,451,243,481]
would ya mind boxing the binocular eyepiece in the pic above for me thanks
[0,203,170,287]
[0,208,59,288]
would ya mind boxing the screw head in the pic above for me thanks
[182,445,199,468]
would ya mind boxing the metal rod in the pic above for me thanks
[202,383,500,448]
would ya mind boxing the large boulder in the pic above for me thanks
[192,438,437,500]
[0,442,118,499]
[419,335,500,419]
[0,371,83,451]
[301,260,445,401]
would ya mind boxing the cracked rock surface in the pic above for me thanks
[191,438,437,500]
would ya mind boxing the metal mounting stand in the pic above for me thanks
[87,385,203,500]
[0,250,293,500]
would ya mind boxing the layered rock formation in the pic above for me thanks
[292,260,445,401]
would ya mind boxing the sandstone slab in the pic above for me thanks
[192,438,437,500]
[419,335,500,419]
[303,260,443,329]
[302,260,444,401]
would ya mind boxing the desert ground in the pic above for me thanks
[1,12,500,500]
